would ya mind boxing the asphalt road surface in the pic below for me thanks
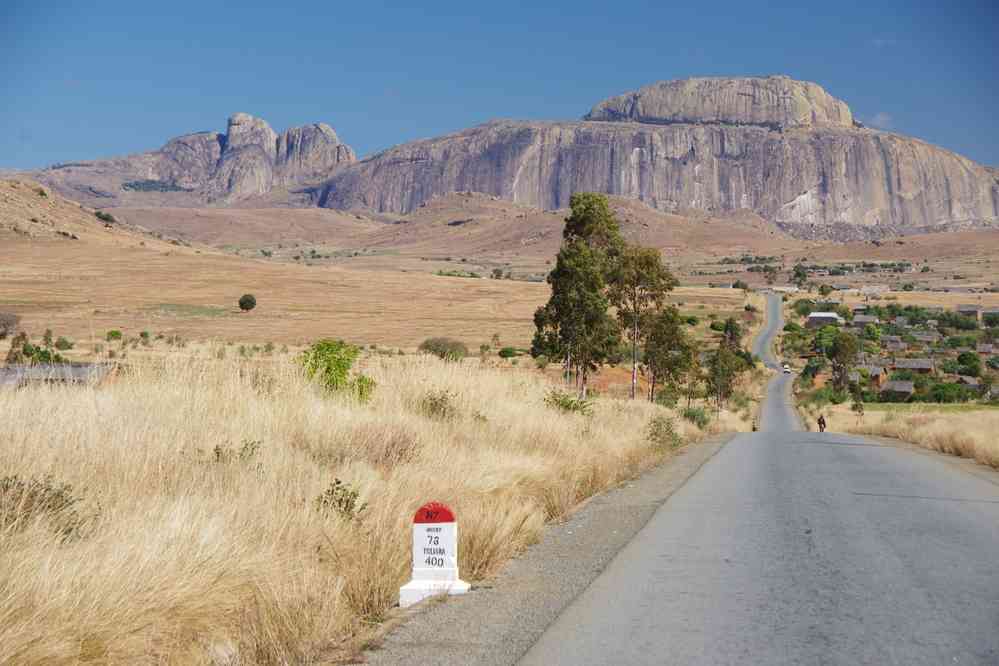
[520,293,999,665]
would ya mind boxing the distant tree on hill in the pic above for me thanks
[532,193,623,397]
[705,346,746,407]
[608,245,678,399]
[0,312,19,339]
[828,330,860,392]
[792,264,808,288]
[644,307,694,404]
[763,265,779,286]
[238,294,257,312]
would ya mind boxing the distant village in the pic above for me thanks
[782,295,998,404]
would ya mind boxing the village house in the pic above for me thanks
[880,380,915,400]
[912,332,940,345]
[851,314,880,328]
[860,284,889,297]
[955,304,981,321]
[956,375,982,391]
[893,358,935,374]
[885,340,908,352]
[806,312,845,329]
[977,343,994,355]
[855,364,887,388]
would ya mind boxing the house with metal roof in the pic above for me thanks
[893,358,934,373]
[806,312,845,329]
[880,380,915,400]
[955,304,981,321]
[851,314,880,327]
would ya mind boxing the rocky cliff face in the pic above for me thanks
[318,77,998,239]
[35,113,356,206]
[584,76,854,129]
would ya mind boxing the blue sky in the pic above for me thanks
[2,0,997,169]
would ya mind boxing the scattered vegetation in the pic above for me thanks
[543,388,593,415]
[121,179,191,193]
[418,337,468,361]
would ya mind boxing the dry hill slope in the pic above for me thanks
[0,180,546,347]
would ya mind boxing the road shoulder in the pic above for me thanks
[362,433,734,666]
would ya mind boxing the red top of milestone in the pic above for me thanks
[413,501,455,523]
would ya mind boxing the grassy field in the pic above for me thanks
[0,352,753,664]
[807,402,999,469]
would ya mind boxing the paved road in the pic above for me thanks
[521,293,999,665]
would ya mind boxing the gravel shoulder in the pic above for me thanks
[363,433,733,666]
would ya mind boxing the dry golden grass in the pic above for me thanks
[815,404,999,469]
[1,180,762,352]
[0,353,741,664]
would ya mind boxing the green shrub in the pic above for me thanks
[94,211,115,223]
[418,337,468,361]
[419,389,458,420]
[352,374,377,403]
[315,479,366,520]
[54,336,73,351]
[534,355,549,370]
[681,406,710,429]
[238,294,257,312]
[544,389,592,415]
[498,347,518,359]
[810,387,847,405]
[647,415,682,451]
[299,339,374,400]
[106,330,123,342]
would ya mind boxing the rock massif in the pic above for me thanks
[36,114,355,207]
[318,76,998,239]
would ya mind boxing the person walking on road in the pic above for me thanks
[817,414,827,433]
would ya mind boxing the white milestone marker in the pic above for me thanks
[399,501,470,608]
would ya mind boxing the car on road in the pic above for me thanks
[782,363,792,374]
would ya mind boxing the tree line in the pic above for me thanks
[531,193,753,402]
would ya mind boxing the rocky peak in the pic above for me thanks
[34,113,357,206]
[584,76,854,130]
[223,113,278,160]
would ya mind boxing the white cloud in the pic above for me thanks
[868,112,894,129]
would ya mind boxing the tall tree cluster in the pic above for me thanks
[533,193,745,402]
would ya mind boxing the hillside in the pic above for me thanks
[113,191,800,278]
[0,179,546,348]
